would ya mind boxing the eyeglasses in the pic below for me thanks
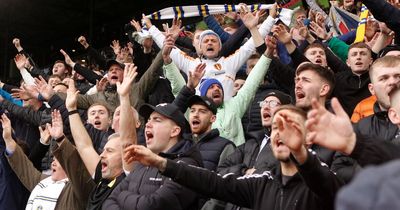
[259,100,281,108]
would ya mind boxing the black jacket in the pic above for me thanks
[103,140,202,210]
[192,129,235,171]
[334,70,371,116]
[353,102,399,142]
[218,130,277,176]
[163,150,343,210]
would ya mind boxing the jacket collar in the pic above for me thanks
[373,102,388,119]
[192,128,220,143]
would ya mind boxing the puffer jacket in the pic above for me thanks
[103,140,202,210]
[353,102,399,142]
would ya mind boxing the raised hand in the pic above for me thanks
[240,5,260,30]
[265,35,277,58]
[141,13,153,29]
[295,20,309,40]
[187,63,206,90]
[127,42,134,55]
[1,114,12,142]
[14,54,28,70]
[78,35,89,49]
[306,98,356,155]
[162,18,183,40]
[365,32,380,49]
[110,40,121,55]
[130,19,142,32]
[0,114,17,153]
[38,125,51,145]
[65,79,79,111]
[35,76,54,101]
[47,110,64,139]
[12,38,23,51]
[11,84,38,100]
[365,18,378,40]
[117,63,138,97]
[162,33,175,64]
[309,21,330,40]
[60,49,76,67]
[269,3,277,19]
[96,77,109,93]
[315,12,326,28]
[272,24,292,44]
[378,21,393,35]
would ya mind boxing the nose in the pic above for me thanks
[295,80,302,89]
[389,76,400,86]
[145,120,153,129]
[99,150,106,158]
[192,110,199,117]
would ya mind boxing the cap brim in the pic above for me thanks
[187,95,217,114]
[139,104,157,120]
[187,95,206,108]
[105,60,125,71]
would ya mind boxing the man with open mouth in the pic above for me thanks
[104,102,202,210]
[121,105,344,210]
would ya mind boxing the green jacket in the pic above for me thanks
[164,55,272,146]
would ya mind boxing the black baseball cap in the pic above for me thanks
[139,103,190,133]
[263,90,292,105]
[378,44,400,58]
[187,95,218,114]
[105,60,125,71]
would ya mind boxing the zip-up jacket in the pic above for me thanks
[162,149,343,210]
[103,140,202,210]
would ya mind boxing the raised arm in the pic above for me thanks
[117,63,138,173]
[306,97,400,166]
[1,114,44,191]
[173,63,205,113]
[162,34,187,96]
[49,109,95,202]
[60,49,102,84]
[65,80,99,176]
[14,54,36,85]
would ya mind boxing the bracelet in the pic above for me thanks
[52,135,65,143]
[68,110,79,116]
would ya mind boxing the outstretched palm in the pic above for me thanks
[117,63,138,97]
[47,110,64,139]
[306,98,356,155]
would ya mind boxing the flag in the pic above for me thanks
[329,6,359,35]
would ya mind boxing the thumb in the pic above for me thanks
[46,123,51,131]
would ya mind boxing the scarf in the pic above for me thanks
[144,4,294,26]
[354,4,369,43]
